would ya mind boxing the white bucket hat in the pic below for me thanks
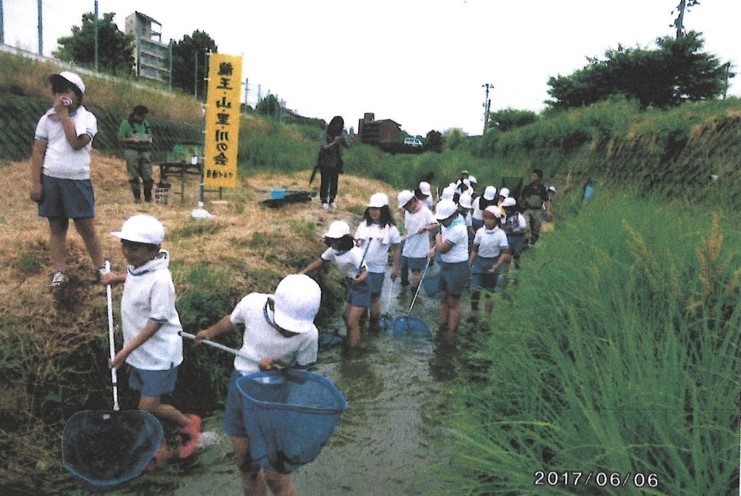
[273,274,321,334]
[397,190,415,208]
[325,220,351,238]
[498,187,510,198]
[111,214,165,244]
[440,186,455,201]
[50,71,86,94]
[483,186,497,200]
[502,197,517,207]
[418,181,431,196]
[435,199,458,220]
[368,192,389,208]
[483,206,502,218]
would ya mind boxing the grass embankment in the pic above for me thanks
[0,151,399,493]
[446,192,740,495]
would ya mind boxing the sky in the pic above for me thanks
[3,0,740,136]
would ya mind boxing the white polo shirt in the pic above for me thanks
[230,292,318,374]
[35,105,98,180]
[121,251,183,370]
[354,222,402,273]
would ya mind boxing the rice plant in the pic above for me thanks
[448,192,740,495]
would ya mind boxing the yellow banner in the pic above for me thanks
[204,53,242,188]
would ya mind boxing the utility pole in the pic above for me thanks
[37,0,42,55]
[1,0,5,45]
[482,83,494,134]
[94,0,99,72]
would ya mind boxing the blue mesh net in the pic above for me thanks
[392,316,432,338]
[237,370,347,473]
[62,410,163,492]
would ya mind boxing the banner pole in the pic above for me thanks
[192,49,213,220]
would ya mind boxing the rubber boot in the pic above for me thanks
[129,179,141,203]
[143,180,154,203]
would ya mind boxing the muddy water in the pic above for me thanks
[63,274,459,495]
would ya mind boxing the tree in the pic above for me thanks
[171,31,218,100]
[488,108,537,132]
[424,130,443,152]
[256,94,282,118]
[546,32,733,110]
[54,12,134,76]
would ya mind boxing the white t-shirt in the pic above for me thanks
[504,212,528,234]
[121,251,183,370]
[402,205,436,258]
[230,292,318,374]
[471,197,484,222]
[354,222,402,273]
[473,226,509,258]
[34,105,98,180]
[440,216,469,263]
[321,245,367,278]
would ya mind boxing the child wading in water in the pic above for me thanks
[302,220,369,348]
[101,214,200,460]
[469,206,510,317]
[354,193,402,331]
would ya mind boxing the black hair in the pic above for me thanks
[327,116,344,138]
[361,206,396,227]
[133,105,149,115]
[121,239,159,252]
[532,168,543,179]
[49,75,83,100]
[324,234,354,251]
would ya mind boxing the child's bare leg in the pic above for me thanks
[48,217,69,272]
[345,304,365,348]
[232,436,267,496]
[139,395,189,428]
[73,217,105,268]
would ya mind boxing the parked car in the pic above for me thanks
[404,137,424,148]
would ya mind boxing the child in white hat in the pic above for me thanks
[101,215,200,459]
[302,220,369,348]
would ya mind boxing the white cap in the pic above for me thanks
[325,220,351,238]
[548,185,557,193]
[368,192,389,208]
[418,181,431,196]
[462,178,471,187]
[502,197,517,207]
[435,199,458,220]
[499,187,510,198]
[273,275,321,334]
[460,170,469,176]
[51,71,86,94]
[483,206,502,218]
[458,193,473,209]
[468,175,478,185]
[483,186,497,200]
[397,190,415,208]
[111,214,165,244]
[441,186,455,201]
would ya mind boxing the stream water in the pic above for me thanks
[62,272,462,495]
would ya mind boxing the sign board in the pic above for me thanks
[204,53,242,188]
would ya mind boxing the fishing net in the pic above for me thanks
[391,316,432,338]
[237,370,347,474]
[62,410,163,492]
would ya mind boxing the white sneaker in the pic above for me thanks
[321,203,329,210]
[329,202,337,209]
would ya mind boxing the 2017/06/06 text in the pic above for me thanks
[534,471,659,489]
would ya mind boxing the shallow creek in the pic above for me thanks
[63,273,462,495]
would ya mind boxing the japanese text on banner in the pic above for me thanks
[204,53,242,188]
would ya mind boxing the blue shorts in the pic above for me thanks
[345,278,371,308]
[128,364,179,397]
[439,261,469,297]
[471,256,506,292]
[223,370,249,437]
[472,218,484,232]
[38,175,95,219]
[366,271,385,296]
[404,256,427,271]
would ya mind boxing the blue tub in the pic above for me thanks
[269,188,285,200]
[237,369,347,473]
